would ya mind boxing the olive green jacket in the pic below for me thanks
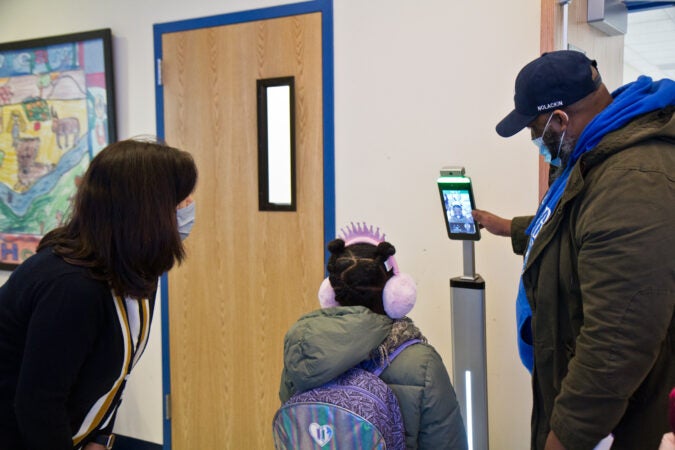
[513,107,675,450]
[279,306,468,450]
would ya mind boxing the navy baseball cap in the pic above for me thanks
[496,50,600,137]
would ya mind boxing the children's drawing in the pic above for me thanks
[0,30,116,268]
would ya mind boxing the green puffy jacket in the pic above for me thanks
[279,306,468,449]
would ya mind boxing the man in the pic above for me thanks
[492,50,675,450]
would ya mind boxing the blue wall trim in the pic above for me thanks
[154,13,170,449]
[153,2,334,449]
[321,0,337,259]
[114,435,162,450]
[159,272,170,449]
[625,1,675,12]
[155,0,329,34]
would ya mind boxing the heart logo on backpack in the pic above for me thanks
[308,422,333,447]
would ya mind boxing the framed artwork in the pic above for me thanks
[0,29,116,269]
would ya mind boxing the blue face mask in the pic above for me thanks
[532,112,565,167]
[176,201,195,241]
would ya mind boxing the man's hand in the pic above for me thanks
[471,209,512,237]
[544,430,567,450]
[84,443,106,450]
[660,432,675,450]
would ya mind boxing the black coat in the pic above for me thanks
[0,248,154,449]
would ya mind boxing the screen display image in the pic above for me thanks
[437,176,480,241]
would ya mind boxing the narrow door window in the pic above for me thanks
[257,77,296,211]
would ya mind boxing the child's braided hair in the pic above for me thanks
[326,238,396,315]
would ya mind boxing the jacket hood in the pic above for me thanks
[585,104,675,169]
[282,306,392,393]
[575,77,675,170]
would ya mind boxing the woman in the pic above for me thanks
[279,223,468,449]
[0,138,197,449]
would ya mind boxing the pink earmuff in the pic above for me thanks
[382,272,417,319]
[318,277,340,309]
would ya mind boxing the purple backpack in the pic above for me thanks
[272,339,421,449]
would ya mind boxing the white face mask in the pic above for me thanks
[532,112,566,167]
[176,202,195,241]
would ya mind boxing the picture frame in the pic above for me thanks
[0,29,116,269]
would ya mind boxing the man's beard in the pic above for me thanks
[545,131,577,183]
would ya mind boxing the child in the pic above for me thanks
[279,223,468,449]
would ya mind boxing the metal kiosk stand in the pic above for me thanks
[451,241,488,450]
[438,166,488,450]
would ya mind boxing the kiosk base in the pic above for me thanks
[451,275,488,450]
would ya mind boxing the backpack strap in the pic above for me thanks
[371,338,422,376]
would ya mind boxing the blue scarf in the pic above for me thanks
[515,76,675,373]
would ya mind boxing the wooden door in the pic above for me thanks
[161,12,325,449]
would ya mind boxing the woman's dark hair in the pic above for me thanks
[326,239,396,315]
[38,138,198,298]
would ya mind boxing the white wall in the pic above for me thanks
[0,1,540,448]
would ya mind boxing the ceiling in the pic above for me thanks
[623,5,675,81]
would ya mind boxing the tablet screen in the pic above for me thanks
[437,176,480,241]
